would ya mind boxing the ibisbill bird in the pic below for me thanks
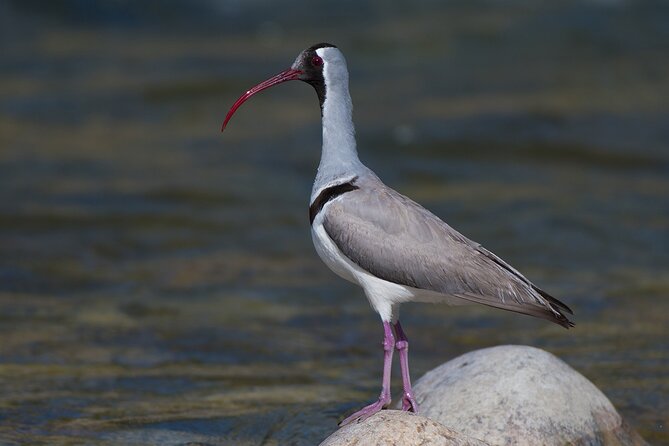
[222,43,574,426]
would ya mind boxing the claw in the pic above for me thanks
[401,390,419,412]
[339,395,391,426]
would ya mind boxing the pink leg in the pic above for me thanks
[393,321,419,413]
[339,321,394,426]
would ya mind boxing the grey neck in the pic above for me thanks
[311,57,369,202]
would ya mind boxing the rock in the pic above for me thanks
[412,345,648,446]
[319,410,491,446]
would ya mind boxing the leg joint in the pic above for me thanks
[383,334,395,352]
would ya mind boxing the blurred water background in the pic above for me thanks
[0,0,667,444]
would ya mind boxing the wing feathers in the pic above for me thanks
[321,178,574,328]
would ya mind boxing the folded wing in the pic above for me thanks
[322,181,574,328]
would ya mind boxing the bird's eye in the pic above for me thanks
[311,55,323,67]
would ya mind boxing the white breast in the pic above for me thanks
[311,214,359,285]
[310,208,417,322]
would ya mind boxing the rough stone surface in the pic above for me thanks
[319,410,491,446]
[412,345,648,446]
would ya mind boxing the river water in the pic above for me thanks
[0,1,667,444]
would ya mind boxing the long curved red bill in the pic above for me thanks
[222,68,302,131]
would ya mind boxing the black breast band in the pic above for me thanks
[309,180,358,224]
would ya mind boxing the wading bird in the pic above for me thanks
[222,43,573,426]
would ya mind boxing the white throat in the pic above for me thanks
[311,47,368,202]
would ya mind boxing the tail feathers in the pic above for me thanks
[455,291,575,329]
[475,245,574,327]
[533,285,574,315]
[529,285,574,328]
[548,308,575,329]
[532,286,575,328]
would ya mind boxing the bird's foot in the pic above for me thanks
[401,390,419,413]
[339,395,391,426]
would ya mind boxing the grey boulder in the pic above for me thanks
[319,410,490,446]
[413,345,647,446]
